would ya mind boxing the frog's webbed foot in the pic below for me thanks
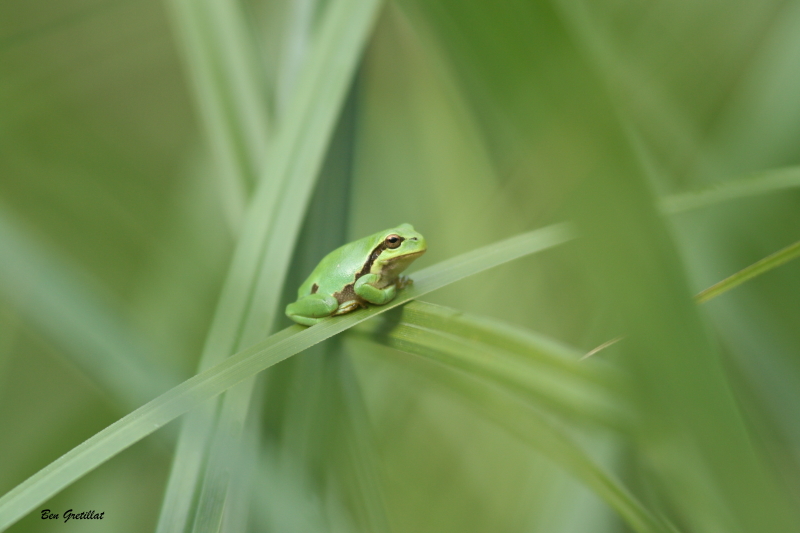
[396,275,413,291]
[332,299,364,315]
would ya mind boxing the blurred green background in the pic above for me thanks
[1,0,799,532]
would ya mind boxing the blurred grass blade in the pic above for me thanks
[158,0,381,530]
[661,166,800,214]
[167,0,270,230]
[190,385,253,532]
[217,379,265,533]
[275,0,315,116]
[250,442,355,533]
[251,126,358,532]
[396,300,621,386]
[410,223,575,291]
[335,354,391,533]
[158,0,283,524]
[695,239,800,303]
[581,336,624,360]
[425,367,678,533]
[0,224,575,532]
[351,300,630,429]
[0,206,179,410]
[187,1,383,531]
[252,113,359,533]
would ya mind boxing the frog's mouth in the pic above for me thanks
[397,250,426,259]
[380,250,426,276]
[384,249,426,265]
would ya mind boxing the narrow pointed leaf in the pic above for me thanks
[661,166,800,214]
[695,239,800,303]
[167,0,270,227]
[350,300,630,428]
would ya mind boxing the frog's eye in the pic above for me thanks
[384,234,403,249]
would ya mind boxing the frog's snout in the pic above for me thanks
[410,236,427,252]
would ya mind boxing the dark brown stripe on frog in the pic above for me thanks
[356,236,405,278]
[333,236,406,305]
[333,283,360,305]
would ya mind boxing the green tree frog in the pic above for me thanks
[286,223,427,326]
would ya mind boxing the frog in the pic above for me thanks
[286,223,427,326]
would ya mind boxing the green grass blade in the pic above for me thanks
[392,299,622,388]
[347,299,645,528]
[660,166,800,214]
[190,382,254,532]
[350,300,630,429]
[157,1,381,529]
[244,109,358,533]
[351,301,633,429]
[187,1,383,531]
[695,239,800,303]
[0,224,574,532]
[217,379,266,533]
[249,442,355,533]
[410,223,575,291]
[166,0,270,228]
[274,0,315,115]
[335,354,392,533]
[424,368,678,533]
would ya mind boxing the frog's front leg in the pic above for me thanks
[285,293,339,326]
[354,274,397,305]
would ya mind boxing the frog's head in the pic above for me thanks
[372,223,427,278]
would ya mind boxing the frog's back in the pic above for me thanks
[297,239,373,297]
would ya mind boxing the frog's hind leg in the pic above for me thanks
[286,293,339,326]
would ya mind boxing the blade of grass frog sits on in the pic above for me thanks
[286,223,427,326]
